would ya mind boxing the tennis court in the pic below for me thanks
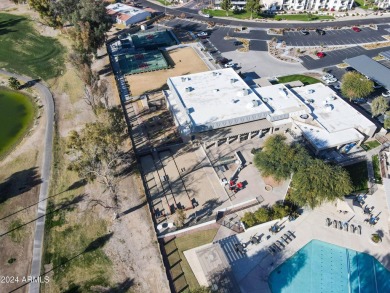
[131,30,177,50]
[117,50,169,75]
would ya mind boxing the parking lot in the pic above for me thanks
[281,25,390,47]
[300,45,390,70]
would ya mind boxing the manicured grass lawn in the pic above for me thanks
[344,161,369,192]
[276,75,321,85]
[271,14,334,21]
[372,154,383,184]
[164,228,218,292]
[156,0,172,5]
[203,9,334,21]
[203,9,255,19]
[362,140,381,151]
[0,13,65,80]
[354,0,376,9]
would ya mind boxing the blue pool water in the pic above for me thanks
[269,239,390,293]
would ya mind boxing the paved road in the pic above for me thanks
[0,70,55,293]
[142,0,390,28]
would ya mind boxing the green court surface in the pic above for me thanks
[0,13,64,80]
[117,50,169,75]
[130,30,177,50]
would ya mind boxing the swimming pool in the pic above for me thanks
[269,239,390,293]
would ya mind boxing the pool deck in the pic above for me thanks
[185,184,390,293]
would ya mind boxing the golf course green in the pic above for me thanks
[0,87,35,158]
[0,13,64,80]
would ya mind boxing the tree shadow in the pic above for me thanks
[0,194,86,237]
[118,200,147,218]
[0,179,87,221]
[101,278,134,292]
[0,17,24,35]
[98,63,112,76]
[10,232,114,292]
[0,167,42,204]
[187,198,223,222]
[19,79,41,89]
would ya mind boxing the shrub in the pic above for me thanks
[371,234,382,243]
[272,203,290,219]
[254,207,271,223]
[8,258,16,264]
[242,212,258,227]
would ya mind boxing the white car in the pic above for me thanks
[322,74,334,81]
[334,83,341,90]
[382,91,390,97]
[203,14,210,18]
[325,78,338,84]
[197,31,208,37]
[224,62,236,68]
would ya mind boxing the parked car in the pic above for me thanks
[233,41,243,46]
[352,26,361,32]
[345,67,355,72]
[353,98,367,104]
[216,57,229,65]
[325,78,338,84]
[203,14,211,18]
[373,82,382,89]
[316,29,325,35]
[224,61,236,68]
[344,143,356,154]
[300,30,309,35]
[322,73,335,81]
[197,32,208,37]
[333,83,341,90]
[316,52,326,58]
[382,91,390,97]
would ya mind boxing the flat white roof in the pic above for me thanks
[293,83,375,134]
[252,84,309,118]
[294,121,364,151]
[106,3,146,16]
[167,68,271,132]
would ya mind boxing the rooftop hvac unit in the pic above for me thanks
[230,78,236,84]
[262,97,269,103]
[213,89,219,93]
[252,99,260,107]
[307,89,315,94]
[213,72,218,76]
[185,87,192,92]
[324,104,333,112]
[237,88,249,97]
[279,88,287,97]
[181,77,186,82]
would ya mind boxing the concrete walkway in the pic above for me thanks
[0,70,55,293]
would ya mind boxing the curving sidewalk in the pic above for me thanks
[0,70,54,293]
